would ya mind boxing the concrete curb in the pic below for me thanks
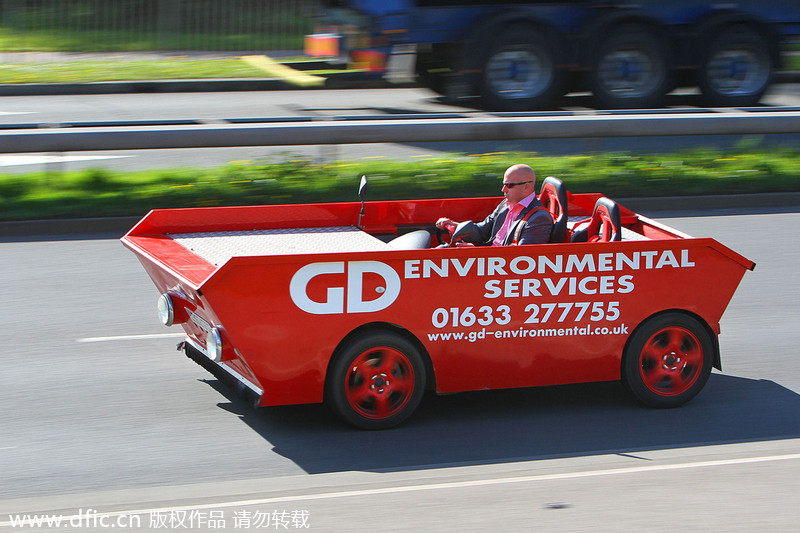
[2,192,798,238]
[0,72,413,97]
[0,71,796,97]
[619,191,800,213]
[0,216,143,237]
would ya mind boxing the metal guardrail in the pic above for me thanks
[1,110,799,153]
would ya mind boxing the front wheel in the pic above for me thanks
[622,313,714,408]
[326,332,426,430]
[477,25,563,111]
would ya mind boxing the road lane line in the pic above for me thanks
[77,333,185,343]
[3,452,798,525]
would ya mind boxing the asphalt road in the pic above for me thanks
[1,83,800,173]
[0,208,798,531]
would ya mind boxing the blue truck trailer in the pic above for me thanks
[315,0,800,110]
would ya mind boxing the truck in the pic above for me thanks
[121,177,755,429]
[312,0,800,110]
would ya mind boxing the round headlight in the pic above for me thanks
[208,327,224,362]
[157,293,174,326]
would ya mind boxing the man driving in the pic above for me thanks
[436,164,553,246]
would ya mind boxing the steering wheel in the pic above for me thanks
[435,222,456,246]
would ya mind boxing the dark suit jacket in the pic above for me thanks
[464,197,554,245]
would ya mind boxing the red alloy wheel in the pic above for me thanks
[638,326,703,397]
[344,347,416,420]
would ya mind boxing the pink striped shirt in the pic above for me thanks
[492,192,537,246]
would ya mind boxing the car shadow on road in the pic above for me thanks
[208,373,800,474]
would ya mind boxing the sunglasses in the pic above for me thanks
[503,180,534,189]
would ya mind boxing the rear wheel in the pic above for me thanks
[326,332,426,430]
[698,25,773,107]
[591,24,671,109]
[623,313,714,408]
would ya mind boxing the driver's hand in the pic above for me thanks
[436,217,456,231]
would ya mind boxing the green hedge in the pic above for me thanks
[1,148,798,221]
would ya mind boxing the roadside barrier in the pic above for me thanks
[1,110,799,153]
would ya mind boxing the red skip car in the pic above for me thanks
[122,178,754,429]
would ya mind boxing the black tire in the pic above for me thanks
[415,52,450,96]
[477,25,563,111]
[622,312,714,408]
[697,25,773,107]
[326,332,426,430]
[590,24,671,109]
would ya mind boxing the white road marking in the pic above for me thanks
[0,154,133,167]
[3,452,797,525]
[77,333,185,343]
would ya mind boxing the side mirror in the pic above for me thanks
[358,175,368,202]
[357,175,368,229]
[448,221,475,246]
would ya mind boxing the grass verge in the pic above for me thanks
[1,148,798,222]
[0,59,266,83]
[0,58,349,84]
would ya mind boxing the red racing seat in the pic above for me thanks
[570,196,622,243]
[539,176,568,243]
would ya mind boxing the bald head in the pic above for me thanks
[502,164,537,204]
[504,164,536,183]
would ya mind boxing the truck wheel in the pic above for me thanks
[622,313,713,408]
[326,332,426,430]
[591,24,671,109]
[477,25,562,111]
[698,26,773,107]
